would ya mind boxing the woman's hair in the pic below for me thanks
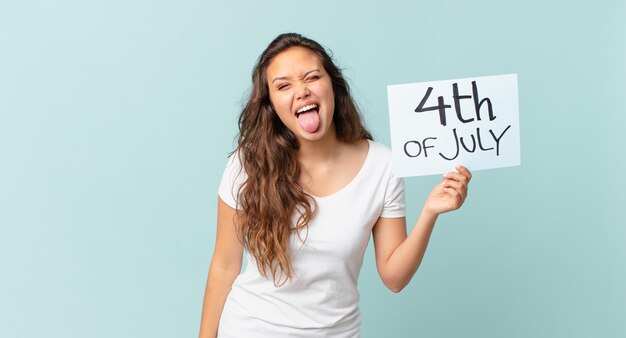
[234,33,372,285]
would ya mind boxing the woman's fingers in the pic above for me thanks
[442,180,467,201]
[426,166,472,214]
[442,178,464,190]
[444,166,471,186]
[444,171,469,183]
[455,165,472,181]
[443,173,469,190]
[442,166,471,205]
[444,187,463,209]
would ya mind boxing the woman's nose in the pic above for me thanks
[295,84,310,100]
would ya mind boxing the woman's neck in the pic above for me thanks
[296,125,343,167]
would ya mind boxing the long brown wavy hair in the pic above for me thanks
[234,33,372,285]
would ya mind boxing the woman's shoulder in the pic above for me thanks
[366,139,393,159]
[219,149,247,209]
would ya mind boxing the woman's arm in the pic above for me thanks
[198,197,244,338]
[372,166,471,293]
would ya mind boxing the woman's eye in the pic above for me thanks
[278,83,289,90]
[307,76,320,81]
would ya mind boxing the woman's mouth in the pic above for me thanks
[295,104,319,116]
[295,104,320,133]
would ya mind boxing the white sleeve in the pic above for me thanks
[380,167,406,218]
[218,152,246,210]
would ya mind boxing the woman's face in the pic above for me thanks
[266,47,335,143]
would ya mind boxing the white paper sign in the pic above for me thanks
[387,74,520,177]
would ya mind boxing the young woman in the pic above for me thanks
[199,33,471,338]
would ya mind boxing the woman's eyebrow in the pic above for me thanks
[271,69,320,84]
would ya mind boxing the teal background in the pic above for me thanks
[1,0,624,337]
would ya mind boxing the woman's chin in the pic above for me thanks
[296,124,337,144]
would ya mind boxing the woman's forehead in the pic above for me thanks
[266,47,324,80]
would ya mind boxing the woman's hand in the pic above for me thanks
[423,165,472,216]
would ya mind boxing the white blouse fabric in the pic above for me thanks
[216,140,406,338]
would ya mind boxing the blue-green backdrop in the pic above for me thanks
[1,0,624,337]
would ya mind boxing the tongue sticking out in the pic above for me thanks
[297,111,320,133]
